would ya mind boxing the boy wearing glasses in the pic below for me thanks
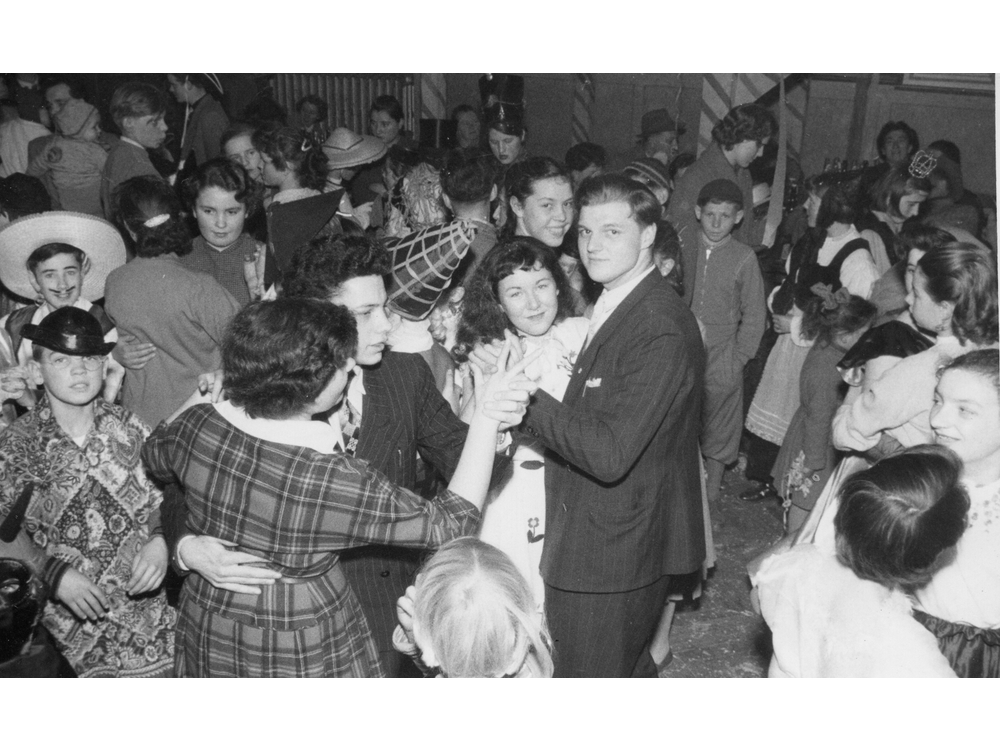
[0,306,176,677]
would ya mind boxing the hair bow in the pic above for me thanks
[143,214,170,228]
[810,282,851,311]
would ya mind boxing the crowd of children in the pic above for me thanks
[0,74,996,679]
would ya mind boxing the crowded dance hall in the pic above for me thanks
[0,71,996,683]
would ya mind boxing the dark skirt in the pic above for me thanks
[913,609,1000,678]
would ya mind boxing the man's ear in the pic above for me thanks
[80,254,91,278]
[736,209,745,224]
[28,272,41,295]
[510,195,525,219]
[640,222,656,252]
[694,205,702,221]
[489,184,499,202]
[442,194,453,212]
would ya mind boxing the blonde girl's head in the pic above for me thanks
[412,537,553,678]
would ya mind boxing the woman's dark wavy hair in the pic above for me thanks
[182,158,263,216]
[111,175,191,258]
[252,125,328,191]
[917,242,999,346]
[834,444,969,592]
[223,298,357,419]
[711,104,777,149]
[283,234,391,301]
[502,157,572,238]
[454,236,575,362]
[800,293,876,347]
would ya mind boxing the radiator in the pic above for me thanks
[273,73,416,136]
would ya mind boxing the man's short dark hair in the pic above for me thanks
[441,149,495,204]
[283,235,391,301]
[565,142,606,172]
[0,174,52,219]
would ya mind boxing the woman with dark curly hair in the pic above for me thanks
[253,125,328,201]
[666,103,777,305]
[455,236,587,612]
[253,125,342,273]
[143,297,532,677]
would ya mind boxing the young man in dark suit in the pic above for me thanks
[522,174,706,677]
[166,235,520,676]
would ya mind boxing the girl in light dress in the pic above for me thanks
[745,176,877,494]
[755,444,967,677]
[454,237,587,613]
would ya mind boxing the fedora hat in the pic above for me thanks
[0,211,126,302]
[638,109,685,139]
[21,306,116,357]
[322,127,387,170]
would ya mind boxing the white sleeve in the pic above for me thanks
[839,248,878,299]
[859,229,892,277]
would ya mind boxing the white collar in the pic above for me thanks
[387,319,434,353]
[596,264,656,314]
[271,187,320,205]
[214,400,343,453]
[121,136,146,150]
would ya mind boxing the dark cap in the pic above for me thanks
[639,109,685,139]
[21,307,115,357]
[697,178,744,209]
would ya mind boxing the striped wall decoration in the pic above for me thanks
[273,74,415,136]
[420,74,447,120]
[697,74,784,156]
[783,78,809,164]
[571,74,595,145]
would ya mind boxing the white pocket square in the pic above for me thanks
[585,377,602,388]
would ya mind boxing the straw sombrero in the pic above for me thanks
[322,127,388,170]
[0,211,126,302]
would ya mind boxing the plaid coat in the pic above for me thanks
[142,403,480,677]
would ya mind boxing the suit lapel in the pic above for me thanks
[356,364,391,460]
[564,271,661,402]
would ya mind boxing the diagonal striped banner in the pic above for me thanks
[571,74,595,145]
[420,73,447,120]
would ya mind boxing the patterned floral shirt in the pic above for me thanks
[0,396,175,677]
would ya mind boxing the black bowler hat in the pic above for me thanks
[21,307,115,357]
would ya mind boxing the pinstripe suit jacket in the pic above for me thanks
[522,271,706,593]
[339,351,468,667]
